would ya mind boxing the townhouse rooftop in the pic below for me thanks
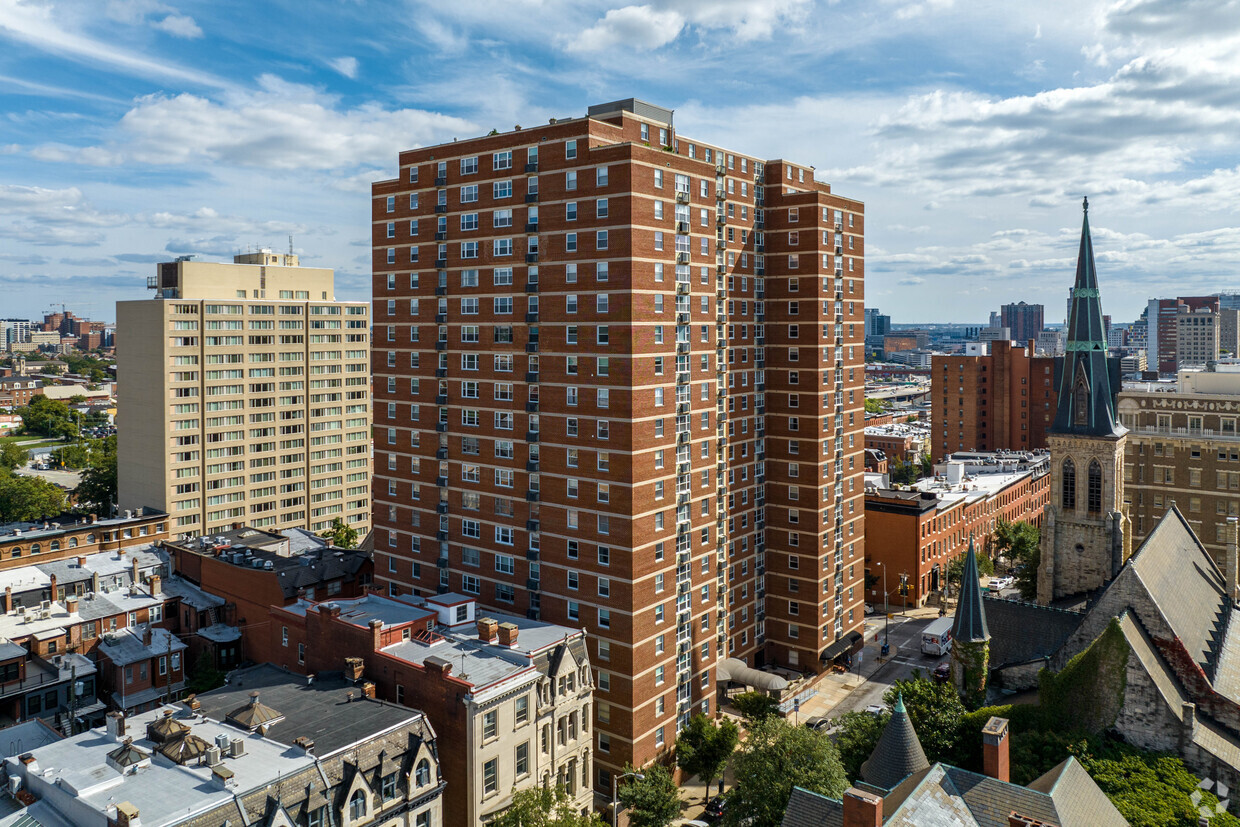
[0,508,166,544]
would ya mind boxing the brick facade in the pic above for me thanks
[370,100,867,787]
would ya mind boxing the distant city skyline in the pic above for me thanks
[2,1,1240,322]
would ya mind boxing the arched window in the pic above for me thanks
[85,534,95,544]
[11,547,21,559]
[349,790,367,819]
[1061,458,1076,510]
[50,540,60,551]
[30,544,40,555]
[415,758,431,787]
[1088,460,1103,513]
[68,537,78,548]
[1073,377,1089,427]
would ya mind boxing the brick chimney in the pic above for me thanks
[477,617,499,644]
[370,618,383,651]
[66,595,79,614]
[148,575,162,598]
[48,574,57,603]
[77,555,87,567]
[424,655,453,676]
[142,626,152,647]
[131,558,140,584]
[982,717,1010,784]
[115,803,141,827]
[344,657,365,682]
[3,586,10,614]
[106,710,126,741]
[361,681,376,699]
[842,788,883,827]
[497,622,520,648]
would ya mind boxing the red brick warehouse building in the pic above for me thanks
[370,99,867,790]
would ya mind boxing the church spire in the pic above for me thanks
[1051,198,1125,437]
[952,536,990,644]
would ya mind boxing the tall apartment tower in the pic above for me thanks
[931,341,1057,459]
[370,99,867,790]
[118,253,372,539]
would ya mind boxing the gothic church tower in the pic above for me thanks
[1037,199,1131,604]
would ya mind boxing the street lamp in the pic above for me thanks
[612,771,645,827]
[874,561,889,647]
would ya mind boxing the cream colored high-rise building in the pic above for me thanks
[118,253,371,539]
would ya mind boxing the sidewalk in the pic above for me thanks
[793,606,943,721]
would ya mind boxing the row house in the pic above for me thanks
[0,508,168,571]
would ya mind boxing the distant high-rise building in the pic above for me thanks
[117,253,371,539]
[1000,302,1044,344]
[864,307,891,337]
[1220,308,1239,356]
[369,98,867,789]
[1175,305,1220,367]
[1148,296,1218,374]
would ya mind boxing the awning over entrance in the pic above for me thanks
[716,658,789,691]
[820,631,864,663]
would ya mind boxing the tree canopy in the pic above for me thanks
[731,691,780,724]
[993,518,1041,599]
[74,436,117,515]
[0,471,68,523]
[724,717,847,827]
[18,396,78,440]
[676,714,739,799]
[616,764,681,827]
[321,516,359,549]
[0,442,26,472]
[492,786,604,827]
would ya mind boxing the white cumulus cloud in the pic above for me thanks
[151,14,202,38]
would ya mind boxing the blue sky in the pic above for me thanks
[2,0,1239,325]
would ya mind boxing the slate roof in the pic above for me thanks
[1051,198,1126,438]
[1026,757,1130,827]
[952,538,990,643]
[194,664,432,756]
[860,694,929,791]
[781,787,842,827]
[1128,504,1228,678]
[984,597,1081,669]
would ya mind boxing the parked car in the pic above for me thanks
[932,662,951,684]
[802,716,832,732]
[864,704,887,716]
[864,603,875,615]
[704,797,726,822]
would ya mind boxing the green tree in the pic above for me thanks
[18,396,77,440]
[946,547,994,595]
[493,786,604,827]
[993,519,1041,600]
[864,398,891,414]
[50,441,91,469]
[0,471,68,522]
[834,710,888,780]
[321,516,358,549]
[731,691,780,724]
[676,714,739,799]
[75,436,117,515]
[0,442,26,471]
[617,764,681,827]
[882,676,967,765]
[725,717,847,827]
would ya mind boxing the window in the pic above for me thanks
[516,741,530,776]
[596,230,608,249]
[461,156,479,174]
[1087,460,1102,513]
[460,184,478,203]
[415,758,431,786]
[566,171,577,190]
[350,790,367,820]
[382,772,398,800]
[483,709,498,740]
[1062,458,1076,510]
[566,139,577,159]
[516,695,530,724]
[494,150,512,170]
[483,758,499,794]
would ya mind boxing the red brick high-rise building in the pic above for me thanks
[370,99,867,790]
[931,341,1057,459]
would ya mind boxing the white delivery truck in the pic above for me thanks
[920,616,954,656]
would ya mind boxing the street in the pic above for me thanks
[829,613,947,716]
